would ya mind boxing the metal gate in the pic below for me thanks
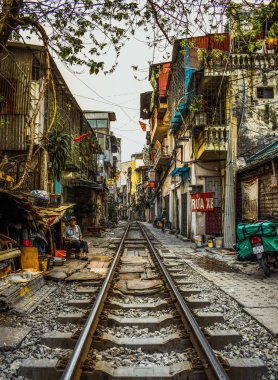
[181,193,188,237]
[205,177,222,234]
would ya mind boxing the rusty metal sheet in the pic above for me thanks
[0,114,26,150]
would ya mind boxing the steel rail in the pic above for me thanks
[138,222,230,380]
[61,222,130,380]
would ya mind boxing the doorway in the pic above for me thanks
[205,176,222,234]
[181,193,188,237]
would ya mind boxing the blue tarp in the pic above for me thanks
[169,167,190,177]
[170,45,198,134]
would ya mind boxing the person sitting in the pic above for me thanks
[63,216,88,260]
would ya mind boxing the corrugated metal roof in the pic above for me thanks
[246,141,278,164]
[191,34,230,51]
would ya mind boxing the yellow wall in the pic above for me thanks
[131,159,141,196]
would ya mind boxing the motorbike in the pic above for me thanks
[249,235,278,277]
[235,221,278,277]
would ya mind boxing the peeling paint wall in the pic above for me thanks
[232,55,278,159]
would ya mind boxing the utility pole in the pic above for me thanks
[223,82,237,248]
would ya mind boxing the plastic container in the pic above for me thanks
[208,240,214,248]
[194,235,203,248]
[215,237,223,249]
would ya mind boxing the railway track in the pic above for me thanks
[19,222,266,380]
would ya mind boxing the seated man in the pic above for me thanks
[63,216,88,260]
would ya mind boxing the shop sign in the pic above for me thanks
[191,192,214,212]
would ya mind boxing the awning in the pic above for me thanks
[169,167,190,177]
[36,204,75,227]
[66,178,104,191]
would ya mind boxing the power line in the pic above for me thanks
[73,93,138,111]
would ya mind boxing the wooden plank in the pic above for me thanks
[65,271,104,281]
[13,286,56,314]
[0,249,21,261]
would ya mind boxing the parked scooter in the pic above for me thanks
[249,235,278,277]
[235,221,278,277]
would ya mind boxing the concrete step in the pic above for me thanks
[107,298,171,310]
[41,332,76,349]
[66,299,92,309]
[195,312,224,326]
[186,298,210,309]
[174,280,194,286]
[180,288,201,296]
[76,287,99,295]
[104,313,180,330]
[226,357,267,380]
[205,329,242,349]
[93,333,190,353]
[82,360,204,379]
[18,359,63,380]
[170,273,187,278]
[77,281,101,287]
[57,312,84,324]
[17,356,267,380]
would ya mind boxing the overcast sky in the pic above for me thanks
[56,34,167,162]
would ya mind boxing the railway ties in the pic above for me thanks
[19,222,266,380]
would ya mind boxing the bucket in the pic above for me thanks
[215,237,223,249]
[55,250,66,258]
[194,235,203,248]
[208,240,214,248]
[39,256,49,272]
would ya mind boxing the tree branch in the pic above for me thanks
[147,0,172,44]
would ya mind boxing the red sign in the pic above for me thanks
[191,192,214,212]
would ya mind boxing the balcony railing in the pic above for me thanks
[195,126,227,160]
[154,145,171,168]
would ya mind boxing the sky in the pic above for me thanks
[56,34,166,162]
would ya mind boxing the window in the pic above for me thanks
[257,87,274,99]
[87,118,108,129]
[32,59,42,80]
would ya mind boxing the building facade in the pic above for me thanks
[140,10,277,246]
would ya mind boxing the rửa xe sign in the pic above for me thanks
[191,192,214,212]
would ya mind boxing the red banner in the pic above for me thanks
[191,192,214,212]
[73,132,90,142]
[139,121,147,131]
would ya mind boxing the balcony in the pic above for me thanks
[195,126,227,160]
[154,145,171,169]
[150,109,170,144]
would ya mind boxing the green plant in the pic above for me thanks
[211,49,223,59]
[188,95,207,114]
[47,128,72,180]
